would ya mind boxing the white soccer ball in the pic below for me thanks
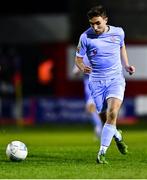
[6,140,28,161]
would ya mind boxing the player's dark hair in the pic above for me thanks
[87,5,107,19]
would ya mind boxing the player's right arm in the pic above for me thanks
[72,64,81,76]
[75,56,92,74]
[75,34,92,74]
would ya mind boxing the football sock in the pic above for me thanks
[94,125,102,137]
[114,129,122,141]
[91,112,102,136]
[99,123,116,155]
[99,145,108,155]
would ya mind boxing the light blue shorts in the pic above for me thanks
[88,76,126,113]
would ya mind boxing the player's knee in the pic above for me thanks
[107,108,118,121]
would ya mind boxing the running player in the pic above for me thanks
[75,5,135,164]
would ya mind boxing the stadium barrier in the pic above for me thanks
[0,97,141,125]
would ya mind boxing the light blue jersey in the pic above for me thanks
[76,26,126,112]
[76,25,125,80]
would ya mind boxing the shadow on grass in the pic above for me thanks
[27,153,94,165]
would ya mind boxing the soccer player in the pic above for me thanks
[75,5,135,164]
[73,55,102,138]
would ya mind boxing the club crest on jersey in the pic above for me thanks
[110,36,116,42]
[93,49,97,55]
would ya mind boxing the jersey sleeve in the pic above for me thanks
[120,28,125,47]
[76,33,87,57]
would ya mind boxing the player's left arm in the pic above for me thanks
[120,44,135,75]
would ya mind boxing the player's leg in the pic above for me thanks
[89,79,122,163]
[99,98,128,156]
[97,97,122,164]
[86,101,102,138]
[99,111,125,145]
[84,78,102,138]
[106,76,128,155]
[88,80,108,163]
[97,76,127,164]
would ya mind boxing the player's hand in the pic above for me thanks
[82,66,92,74]
[125,65,135,75]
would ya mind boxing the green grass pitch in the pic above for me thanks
[0,124,147,179]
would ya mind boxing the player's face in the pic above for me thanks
[89,16,108,35]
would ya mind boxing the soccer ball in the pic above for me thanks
[6,140,28,161]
